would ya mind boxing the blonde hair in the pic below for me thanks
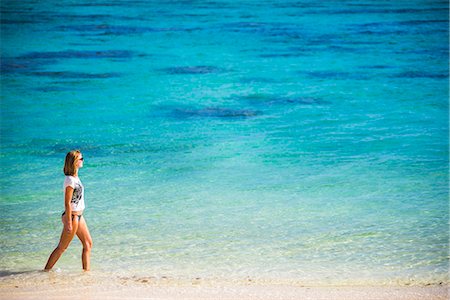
[63,150,81,176]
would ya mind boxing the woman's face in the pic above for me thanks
[76,154,84,169]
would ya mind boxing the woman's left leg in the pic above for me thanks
[76,216,93,271]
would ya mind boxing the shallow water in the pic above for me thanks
[0,0,448,285]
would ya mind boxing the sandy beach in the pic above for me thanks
[1,284,448,300]
[0,273,447,300]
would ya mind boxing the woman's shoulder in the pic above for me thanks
[64,175,80,182]
[64,175,81,188]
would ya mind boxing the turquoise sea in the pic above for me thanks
[1,0,448,286]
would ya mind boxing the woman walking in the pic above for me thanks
[45,150,93,271]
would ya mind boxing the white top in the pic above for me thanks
[63,176,85,212]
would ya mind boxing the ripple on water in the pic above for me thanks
[171,107,261,119]
[54,24,201,36]
[390,71,448,79]
[159,66,225,75]
[236,93,330,106]
[27,71,122,79]
[17,50,138,60]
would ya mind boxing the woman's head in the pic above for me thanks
[63,150,83,176]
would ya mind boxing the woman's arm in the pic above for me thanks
[64,186,74,232]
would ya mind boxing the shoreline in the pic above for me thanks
[1,283,447,300]
[1,272,448,300]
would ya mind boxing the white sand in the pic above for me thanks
[1,270,447,300]
[1,281,447,300]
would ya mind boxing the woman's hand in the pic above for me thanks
[63,216,73,233]
[66,222,73,233]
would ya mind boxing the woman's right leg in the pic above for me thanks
[44,216,79,271]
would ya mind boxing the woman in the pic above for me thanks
[44,150,93,271]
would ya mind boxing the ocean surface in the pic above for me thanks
[0,0,448,286]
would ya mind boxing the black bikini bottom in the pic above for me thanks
[61,211,82,221]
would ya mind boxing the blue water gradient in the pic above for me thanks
[0,0,448,285]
